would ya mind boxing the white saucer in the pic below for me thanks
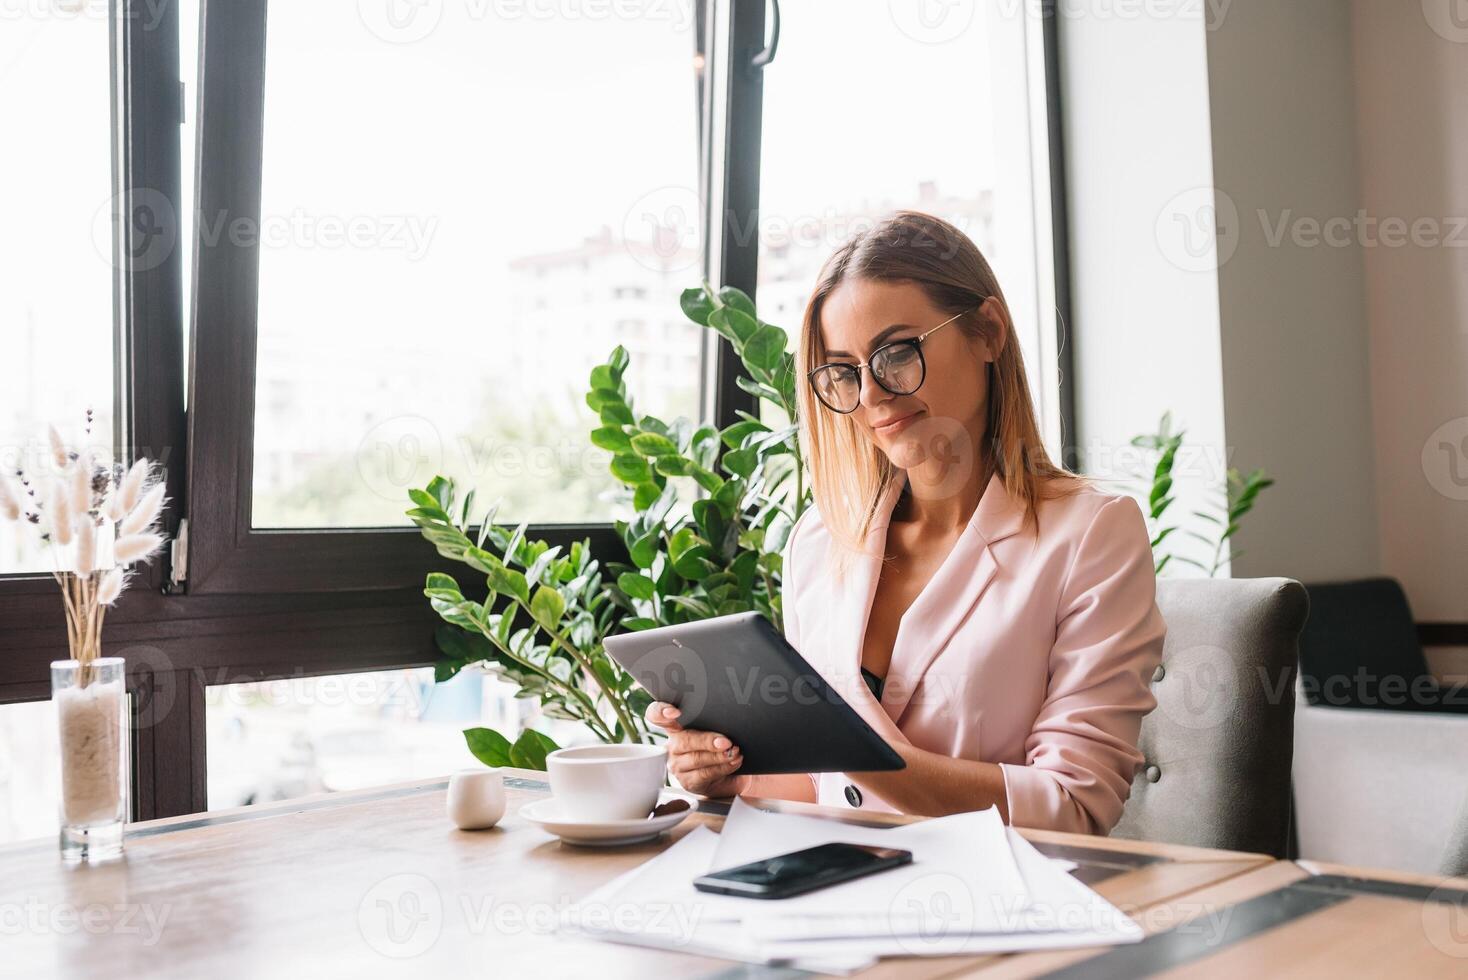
[518,791,695,847]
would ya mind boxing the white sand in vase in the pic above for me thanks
[56,676,125,825]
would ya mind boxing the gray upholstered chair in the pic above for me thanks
[1111,577,1308,857]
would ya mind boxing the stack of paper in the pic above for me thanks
[561,798,1143,972]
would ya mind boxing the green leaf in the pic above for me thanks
[463,727,513,768]
[653,455,692,477]
[629,531,660,569]
[508,728,558,770]
[1149,475,1174,508]
[609,345,630,375]
[610,454,653,484]
[718,285,756,318]
[1150,527,1178,548]
[722,446,757,478]
[742,325,788,374]
[590,426,633,453]
[630,432,680,457]
[680,286,715,325]
[434,624,492,664]
[617,572,656,600]
[530,585,567,628]
[585,387,623,412]
[735,375,782,403]
[713,478,744,515]
[690,465,723,494]
[632,482,662,510]
[600,403,635,426]
[689,426,721,469]
[425,571,461,595]
[589,364,618,391]
[427,476,453,511]
[622,617,658,631]
[434,658,468,683]
[665,594,715,618]
[707,306,756,347]
[720,419,768,449]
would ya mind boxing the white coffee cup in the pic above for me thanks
[447,769,507,830]
[546,744,668,822]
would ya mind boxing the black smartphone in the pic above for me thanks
[692,842,913,900]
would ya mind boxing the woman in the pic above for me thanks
[647,211,1165,835]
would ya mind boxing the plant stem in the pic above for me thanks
[533,610,640,742]
[477,623,614,742]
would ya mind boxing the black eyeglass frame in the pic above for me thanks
[806,309,972,414]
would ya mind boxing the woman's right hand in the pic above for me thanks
[645,701,746,798]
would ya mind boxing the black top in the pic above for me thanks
[860,667,885,701]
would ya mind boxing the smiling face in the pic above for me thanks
[816,278,999,472]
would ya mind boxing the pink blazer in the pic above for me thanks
[782,473,1165,835]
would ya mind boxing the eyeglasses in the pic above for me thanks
[807,310,969,414]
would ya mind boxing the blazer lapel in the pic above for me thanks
[882,473,1027,725]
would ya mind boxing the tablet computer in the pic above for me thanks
[604,611,905,775]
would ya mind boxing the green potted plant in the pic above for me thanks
[406,284,812,767]
[1132,411,1274,576]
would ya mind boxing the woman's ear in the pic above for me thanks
[976,296,1010,363]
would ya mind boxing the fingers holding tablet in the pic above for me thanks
[654,715,743,796]
[645,701,685,732]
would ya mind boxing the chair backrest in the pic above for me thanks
[1112,577,1308,857]
[1297,577,1434,710]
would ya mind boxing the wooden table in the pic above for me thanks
[2,771,1463,978]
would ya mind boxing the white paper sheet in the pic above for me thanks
[561,801,1143,968]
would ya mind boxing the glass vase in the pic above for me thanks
[51,657,128,862]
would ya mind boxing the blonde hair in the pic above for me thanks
[796,211,1081,553]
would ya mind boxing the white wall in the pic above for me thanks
[1060,5,1230,575]
[1064,1,1466,626]
[1204,0,1381,584]
[1352,1,1468,623]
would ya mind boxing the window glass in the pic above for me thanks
[250,4,704,528]
[0,699,64,845]
[756,1,1049,427]
[0,11,115,573]
[205,667,574,809]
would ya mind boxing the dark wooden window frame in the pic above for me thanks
[0,0,1072,823]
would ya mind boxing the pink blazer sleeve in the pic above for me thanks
[1000,495,1165,834]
